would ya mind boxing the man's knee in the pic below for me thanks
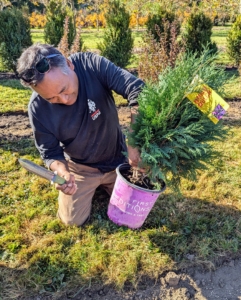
[57,211,90,227]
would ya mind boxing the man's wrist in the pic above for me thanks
[49,159,69,175]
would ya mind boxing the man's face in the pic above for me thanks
[32,59,79,105]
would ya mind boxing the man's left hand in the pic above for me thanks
[127,145,146,173]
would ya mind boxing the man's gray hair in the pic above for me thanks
[17,43,69,87]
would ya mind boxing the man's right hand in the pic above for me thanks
[50,160,77,195]
[55,172,77,195]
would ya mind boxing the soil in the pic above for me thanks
[120,165,156,189]
[1,80,241,299]
[60,260,241,299]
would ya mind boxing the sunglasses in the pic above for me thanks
[19,54,61,83]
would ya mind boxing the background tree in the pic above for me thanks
[19,0,45,12]
[146,9,180,52]
[138,20,183,82]
[122,0,149,29]
[182,11,217,56]
[227,15,241,66]
[77,0,109,30]
[0,8,32,72]
[88,0,107,31]
[31,0,80,10]
[97,0,133,68]
[44,0,75,47]
[0,0,11,10]
[199,0,239,25]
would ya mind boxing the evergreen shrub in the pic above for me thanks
[44,0,75,47]
[227,15,241,66]
[127,50,230,191]
[138,20,183,83]
[97,0,133,68]
[183,12,217,55]
[146,10,180,47]
[0,8,32,72]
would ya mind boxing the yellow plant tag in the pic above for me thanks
[186,76,229,124]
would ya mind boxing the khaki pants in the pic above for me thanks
[57,160,117,226]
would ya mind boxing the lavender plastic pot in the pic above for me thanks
[107,163,166,229]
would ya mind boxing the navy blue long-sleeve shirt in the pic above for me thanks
[28,52,144,173]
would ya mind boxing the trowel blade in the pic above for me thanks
[18,158,66,185]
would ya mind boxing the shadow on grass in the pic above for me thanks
[212,31,229,38]
[1,191,241,299]
[0,138,38,158]
[146,195,241,263]
[91,189,241,267]
[223,118,241,127]
[0,78,27,90]
[0,262,211,300]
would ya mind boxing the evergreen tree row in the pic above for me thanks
[0,2,241,74]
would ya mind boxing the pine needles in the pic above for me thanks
[127,50,231,191]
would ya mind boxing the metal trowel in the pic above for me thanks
[18,158,66,185]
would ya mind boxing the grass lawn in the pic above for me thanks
[0,25,241,297]
[31,29,45,44]
[31,28,145,51]
[211,25,233,66]
[0,80,32,113]
[224,69,241,100]
[212,25,231,47]
[81,29,144,51]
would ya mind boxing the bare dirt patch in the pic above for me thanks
[1,101,241,142]
[60,259,241,299]
[0,112,32,142]
[1,102,241,300]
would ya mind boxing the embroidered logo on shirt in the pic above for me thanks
[87,99,101,120]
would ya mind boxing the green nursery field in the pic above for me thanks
[30,25,234,68]
[31,28,144,51]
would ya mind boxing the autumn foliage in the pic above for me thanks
[29,12,46,28]
[29,11,147,29]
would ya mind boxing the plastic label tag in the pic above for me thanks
[186,75,229,124]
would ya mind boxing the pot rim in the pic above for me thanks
[116,163,166,193]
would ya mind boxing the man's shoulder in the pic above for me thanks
[69,51,100,62]
[69,51,104,69]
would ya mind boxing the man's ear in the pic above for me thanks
[66,58,74,70]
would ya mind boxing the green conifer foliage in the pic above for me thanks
[127,50,230,191]
[0,8,32,72]
[183,12,217,56]
[227,15,241,66]
[146,10,180,47]
[97,0,133,68]
[44,0,75,47]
